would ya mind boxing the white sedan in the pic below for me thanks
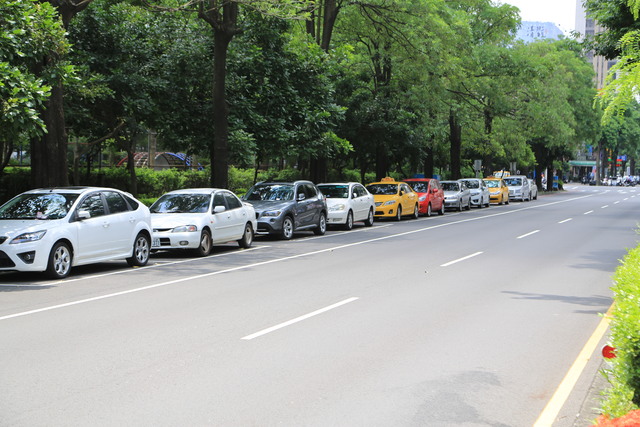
[317,182,375,230]
[150,188,257,256]
[0,187,152,279]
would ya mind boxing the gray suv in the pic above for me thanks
[243,181,327,240]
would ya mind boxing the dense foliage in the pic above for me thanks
[5,0,612,195]
[599,244,640,418]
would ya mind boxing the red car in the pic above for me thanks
[403,178,445,216]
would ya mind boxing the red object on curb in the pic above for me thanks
[602,345,617,359]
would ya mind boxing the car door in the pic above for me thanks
[352,184,369,221]
[103,191,137,256]
[210,191,234,242]
[222,191,249,239]
[74,192,113,262]
[400,183,417,212]
[294,184,315,228]
[430,180,444,210]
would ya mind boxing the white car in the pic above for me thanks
[317,182,375,230]
[459,178,490,208]
[503,176,531,201]
[528,179,538,200]
[441,180,471,211]
[150,188,257,256]
[0,187,152,279]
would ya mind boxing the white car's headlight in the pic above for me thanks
[329,204,346,212]
[11,230,47,244]
[172,225,197,233]
[261,210,282,217]
[382,200,396,206]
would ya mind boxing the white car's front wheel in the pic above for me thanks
[127,233,150,267]
[46,241,72,279]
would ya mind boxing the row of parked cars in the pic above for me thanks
[0,175,537,279]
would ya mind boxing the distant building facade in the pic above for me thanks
[575,1,617,89]
[515,21,564,43]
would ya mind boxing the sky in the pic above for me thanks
[500,0,577,34]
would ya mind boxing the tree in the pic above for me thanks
[0,0,70,175]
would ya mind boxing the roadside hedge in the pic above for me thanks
[599,243,640,419]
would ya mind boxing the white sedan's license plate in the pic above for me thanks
[152,238,161,248]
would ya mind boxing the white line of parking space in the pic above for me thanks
[517,230,540,239]
[240,297,359,340]
[440,251,483,267]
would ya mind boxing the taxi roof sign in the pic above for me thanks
[381,177,395,182]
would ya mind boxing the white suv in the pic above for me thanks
[0,187,152,279]
[503,176,531,202]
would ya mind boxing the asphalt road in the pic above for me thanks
[1,185,638,426]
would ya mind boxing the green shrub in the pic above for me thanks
[601,243,640,418]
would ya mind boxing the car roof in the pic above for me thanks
[164,188,227,194]
[317,182,359,186]
[256,180,313,185]
[403,178,434,182]
[25,186,123,195]
[440,180,460,184]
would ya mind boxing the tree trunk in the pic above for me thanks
[449,109,462,180]
[210,29,233,188]
[423,146,434,178]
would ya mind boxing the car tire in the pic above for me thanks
[438,203,445,215]
[426,203,432,217]
[46,241,72,279]
[126,232,150,267]
[411,204,419,219]
[364,208,374,227]
[457,201,462,212]
[314,213,327,235]
[238,222,254,248]
[505,197,510,205]
[344,211,354,230]
[465,199,471,210]
[498,196,503,205]
[194,229,212,257]
[395,206,402,221]
[280,216,294,240]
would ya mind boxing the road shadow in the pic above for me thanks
[502,290,611,314]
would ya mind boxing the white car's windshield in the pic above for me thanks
[503,178,523,186]
[150,194,211,213]
[317,185,349,198]
[441,182,460,192]
[0,193,78,220]
[461,180,479,189]
[245,184,294,201]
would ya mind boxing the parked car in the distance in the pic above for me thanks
[402,178,445,216]
[441,180,471,211]
[459,178,490,208]
[484,178,509,205]
[366,178,419,221]
[0,187,151,279]
[528,179,538,200]
[317,183,374,230]
[503,175,531,202]
[149,188,257,256]
[243,181,327,240]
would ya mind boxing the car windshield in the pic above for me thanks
[245,184,294,201]
[503,178,523,186]
[441,182,460,192]
[150,194,211,213]
[366,184,398,195]
[484,180,500,188]
[317,185,349,198]
[0,193,78,220]
[406,182,428,192]
[461,180,479,189]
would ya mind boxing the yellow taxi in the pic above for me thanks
[365,177,419,220]
[483,177,510,205]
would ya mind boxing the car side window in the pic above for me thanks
[354,185,365,198]
[305,184,317,199]
[212,193,226,212]
[78,193,105,218]
[223,192,242,210]
[104,191,129,214]
[402,184,412,193]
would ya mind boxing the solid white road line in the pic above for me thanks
[601,205,609,209]
[440,252,483,267]
[584,210,593,215]
[241,297,359,340]
[558,218,572,224]
[517,230,540,239]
